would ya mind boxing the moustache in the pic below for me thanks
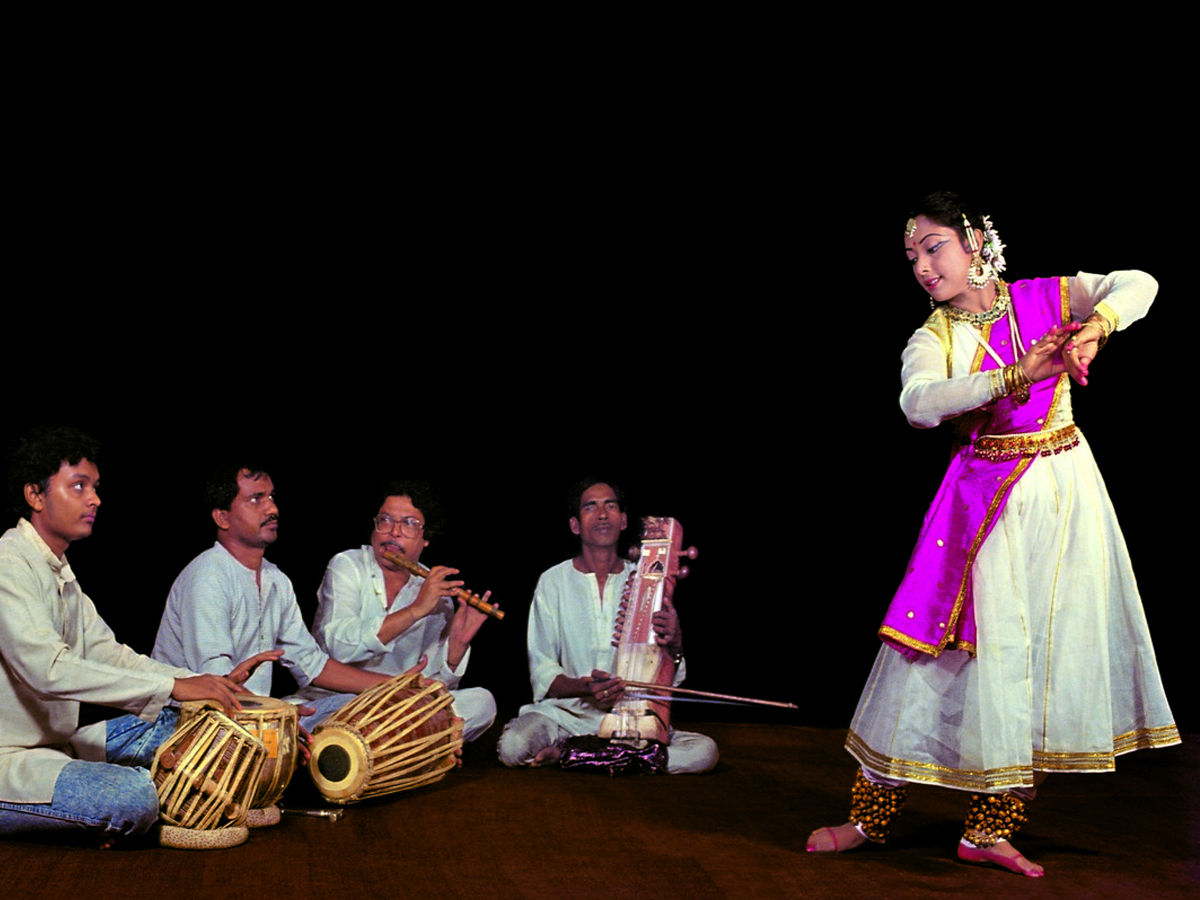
[262,515,279,527]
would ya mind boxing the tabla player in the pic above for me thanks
[0,427,273,846]
[152,462,398,731]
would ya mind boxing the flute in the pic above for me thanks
[380,549,505,621]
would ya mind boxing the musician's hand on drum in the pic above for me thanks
[452,727,464,767]
[172,673,249,715]
[227,649,285,684]
[652,594,681,651]
[588,669,626,711]
[295,708,316,765]
[401,655,429,679]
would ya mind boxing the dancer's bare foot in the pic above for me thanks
[806,822,867,853]
[531,744,562,767]
[958,839,1044,877]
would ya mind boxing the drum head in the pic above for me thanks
[180,695,293,720]
[308,725,372,803]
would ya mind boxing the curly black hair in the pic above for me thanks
[8,426,102,517]
[374,480,442,538]
[202,461,271,514]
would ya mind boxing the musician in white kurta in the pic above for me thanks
[296,485,497,741]
[308,545,496,741]
[0,431,258,843]
[497,482,717,774]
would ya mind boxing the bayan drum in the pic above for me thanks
[180,696,299,827]
[152,708,266,849]
[308,672,462,804]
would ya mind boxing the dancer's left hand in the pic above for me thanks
[1064,324,1104,386]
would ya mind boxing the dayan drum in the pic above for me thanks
[151,708,266,849]
[308,672,463,804]
[180,696,299,826]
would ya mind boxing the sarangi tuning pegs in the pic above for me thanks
[626,541,698,577]
[678,546,698,579]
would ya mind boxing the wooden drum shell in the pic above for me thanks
[180,696,299,811]
[151,709,266,830]
[307,672,463,804]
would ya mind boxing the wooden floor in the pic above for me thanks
[2,723,1194,899]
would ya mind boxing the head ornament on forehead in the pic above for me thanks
[905,217,918,239]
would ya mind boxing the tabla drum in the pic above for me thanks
[308,672,463,804]
[180,696,299,827]
[151,708,266,849]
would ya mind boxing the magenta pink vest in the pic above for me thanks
[879,277,1071,660]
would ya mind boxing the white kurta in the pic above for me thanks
[519,559,651,733]
[303,546,496,741]
[311,546,469,689]
[0,520,192,802]
[498,558,717,773]
[847,272,1179,792]
[153,543,330,697]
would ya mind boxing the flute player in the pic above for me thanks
[304,481,497,744]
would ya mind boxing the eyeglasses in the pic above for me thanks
[374,514,424,538]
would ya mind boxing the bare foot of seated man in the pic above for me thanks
[957,839,1044,877]
[531,744,562,767]
[806,822,867,853]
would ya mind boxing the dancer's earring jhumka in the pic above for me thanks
[848,769,908,843]
[967,252,995,288]
[962,214,997,288]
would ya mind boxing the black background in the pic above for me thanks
[6,83,1192,736]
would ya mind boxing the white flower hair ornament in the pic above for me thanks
[962,213,1006,288]
[980,215,1007,274]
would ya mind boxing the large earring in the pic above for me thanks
[967,252,995,289]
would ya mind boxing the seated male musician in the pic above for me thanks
[305,481,496,742]
[153,463,395,730]
[0,428,269,844]
[497,479,717,773]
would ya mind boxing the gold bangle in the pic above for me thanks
[1084,314,1108,348]
[1003,363,1031,404]
[1082,313,1111,349]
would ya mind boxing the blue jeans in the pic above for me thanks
[0,709,179,840]
[297,692,354,733]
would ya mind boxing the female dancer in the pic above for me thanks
[806,193,1178,877]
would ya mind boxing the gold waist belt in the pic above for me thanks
[974,424,1079,463]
